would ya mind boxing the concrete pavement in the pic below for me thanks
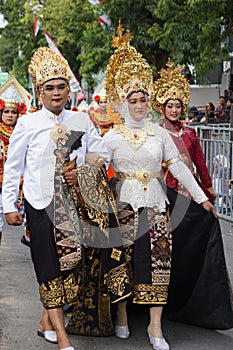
[0,219,233,350]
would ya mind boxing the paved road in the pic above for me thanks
[0,219,233,350]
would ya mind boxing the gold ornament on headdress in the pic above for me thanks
[152,58,190,114]
[0,75,30,114]
[105,21,153,106]
[28,47,71,89]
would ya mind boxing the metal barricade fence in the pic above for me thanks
[189,123,233,221]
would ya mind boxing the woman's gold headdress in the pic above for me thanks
[105,22,153,106]
[28,47,71,89]
[152,58,190,114]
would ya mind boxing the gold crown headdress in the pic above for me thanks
[105,21,153,106]
[28,47,71,89]
[0,75,31,114]
[152,58,190,114]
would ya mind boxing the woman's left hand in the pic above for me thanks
[201,200,218,218]
[207,186,216,201]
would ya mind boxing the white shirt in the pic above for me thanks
[2,107,109,212]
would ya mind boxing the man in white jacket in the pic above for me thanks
[2,47,109,350]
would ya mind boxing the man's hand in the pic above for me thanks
[201,200,218,219]
[63,169,78,186]
[5,212,24,226]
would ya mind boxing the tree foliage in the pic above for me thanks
[149,0,233,81]
[0,0,232,91]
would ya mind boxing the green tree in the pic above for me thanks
[149,0,233,82]
[0,0,44,87]
[25,0,107,92]
[0,0,232,90]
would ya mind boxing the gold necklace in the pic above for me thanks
[163,123,183,137]
[114,121,156,150]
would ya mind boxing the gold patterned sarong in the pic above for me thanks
[51,125,84,271]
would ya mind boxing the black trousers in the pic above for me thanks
[24,199,60,284]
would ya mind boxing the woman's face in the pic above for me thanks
[98,99,108,112]
[164,99,183,121]
[127,92,148,122]
[226,100,231,107]
[2,107,18,126]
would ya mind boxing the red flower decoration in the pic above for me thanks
[94,95,100,103]
[0,99,5,110]
[17,103,27,114]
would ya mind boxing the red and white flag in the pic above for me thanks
[33,18,40,38]
[44,32,61,55]
[88,0,110,26]
[75,90,86,101]
[98,13,111,26]
[44,32,82,93]
[88,0,102,5]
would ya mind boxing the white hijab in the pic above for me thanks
[116,94,148,131]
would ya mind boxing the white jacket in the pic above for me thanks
[2,107,109,212]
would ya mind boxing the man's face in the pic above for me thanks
[219,97,226,106]
[39,79,69,115]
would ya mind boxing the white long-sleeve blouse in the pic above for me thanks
[103,121,208,211]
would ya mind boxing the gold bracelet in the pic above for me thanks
[165,156,181,167]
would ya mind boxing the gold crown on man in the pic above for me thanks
[105,21,153,106]
[153,58,190,114]
[28,47,71,89]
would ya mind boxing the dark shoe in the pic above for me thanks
[37,329,57,344]
[21,235,31,247]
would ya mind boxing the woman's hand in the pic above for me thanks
[85,153,107,166]
[207,186,216,201]
[201,200,218,218]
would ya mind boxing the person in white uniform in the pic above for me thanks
[2,47,109,350]
[103,23,216,350]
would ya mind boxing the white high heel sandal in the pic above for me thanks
[115,325,130,339]
[147,327,170,350]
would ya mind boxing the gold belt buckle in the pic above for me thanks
[136,170,152,184]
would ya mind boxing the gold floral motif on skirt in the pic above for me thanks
[104,262,131,301]
[133,284,168,304]
[39,271,78,309]
[66,248,114,336]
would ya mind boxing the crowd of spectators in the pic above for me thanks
[186,86,233,125]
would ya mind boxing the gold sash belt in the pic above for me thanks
[115,170,161,185]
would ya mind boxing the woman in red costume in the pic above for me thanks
[153,59,216,204]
